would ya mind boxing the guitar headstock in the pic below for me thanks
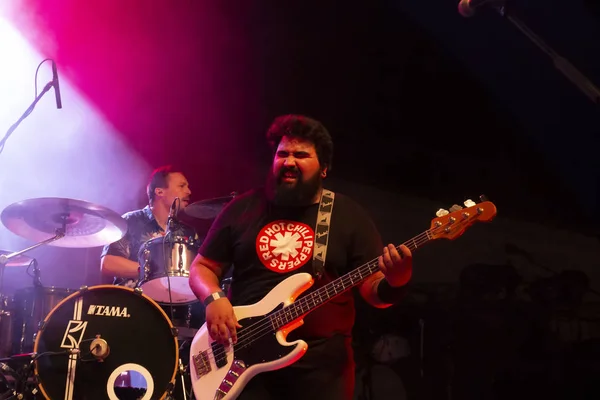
[429,196,497,241]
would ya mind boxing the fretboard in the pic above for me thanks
[268,229,432,331]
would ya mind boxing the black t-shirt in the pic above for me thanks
[199,187,382,339]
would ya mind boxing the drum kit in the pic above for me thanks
[0,194,234,400]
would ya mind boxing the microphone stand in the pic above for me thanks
[493,2,600,106]
[0,81,55,155]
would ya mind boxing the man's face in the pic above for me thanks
[157,172,192,210]
[267,136,325,206]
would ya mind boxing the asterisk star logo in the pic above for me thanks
[271,232,303,260]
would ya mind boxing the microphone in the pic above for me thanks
[167,197,179,231]
[458,0,504,17]
[51,60,62,109]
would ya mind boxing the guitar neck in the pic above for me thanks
[268,229,432,330]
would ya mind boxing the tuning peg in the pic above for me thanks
[479,194,488,202]
[449,204,463,213]
[436,208,449,217]
[464,199,476,207]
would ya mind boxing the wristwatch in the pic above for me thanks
[204,290,227,307]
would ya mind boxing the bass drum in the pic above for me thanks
[34,285,179,400]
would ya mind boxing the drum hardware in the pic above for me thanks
[137,233,200,305]
[0,238,58,301]
[0,197,127,331]
[0,349,79,400]
[181,192,237,220]
[6,286,76,357]
[89,335,110,362]
[178,359,188,400]
[0,197,127,249]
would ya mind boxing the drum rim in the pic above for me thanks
[138,234,200,254]
[137,278,199,305]
[33,284,179,400]
[14,286,76,295]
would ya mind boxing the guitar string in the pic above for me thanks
[202,211,481,363]
[202,233,433,363]
[201,229,436,362]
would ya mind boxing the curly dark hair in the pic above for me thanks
[266,114,333,171]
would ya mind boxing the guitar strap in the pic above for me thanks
[312,188,335,280]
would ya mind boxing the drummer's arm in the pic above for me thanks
[100,233,138,278]
[189,254,229,302]
[100,255,139,278]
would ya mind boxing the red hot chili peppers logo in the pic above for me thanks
[256,220,314,273]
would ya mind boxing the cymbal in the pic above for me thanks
[182,193,236,220]
[1,197,127,248]
[0,250,35,267]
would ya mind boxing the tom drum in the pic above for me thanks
[137,235,200,304]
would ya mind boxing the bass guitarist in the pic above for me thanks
[189,114,413,400]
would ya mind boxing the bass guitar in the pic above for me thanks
[189,197,497,400]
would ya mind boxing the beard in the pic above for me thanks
[266,167,322,207]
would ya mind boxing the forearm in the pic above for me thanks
[189,262,224,302]
[100,255,139,278]
[359,272,409,309]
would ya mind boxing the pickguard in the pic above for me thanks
[232,303,294,367]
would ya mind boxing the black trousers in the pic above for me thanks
[237,334,355,400]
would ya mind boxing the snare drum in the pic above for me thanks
[34,285,178,400]
[138,235,200,304]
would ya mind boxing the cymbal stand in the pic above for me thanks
[0,350,79,400]
[0,225,66,295]
[178,358,188,400]
[0,353,39,400]
[30,260,42,288]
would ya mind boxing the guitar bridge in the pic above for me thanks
[192,350,211,379]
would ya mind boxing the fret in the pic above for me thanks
[268,314,276,331]
[266,230,438,333]
[298,302,306,314]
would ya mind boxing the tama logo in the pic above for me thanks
[87,305,130,318]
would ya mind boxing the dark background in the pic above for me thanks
[10,0,599,235]
[1,1,600,399]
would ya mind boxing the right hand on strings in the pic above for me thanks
[206,298,241,345]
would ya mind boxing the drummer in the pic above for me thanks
[100,165,193,287]
[101,165,200,397]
